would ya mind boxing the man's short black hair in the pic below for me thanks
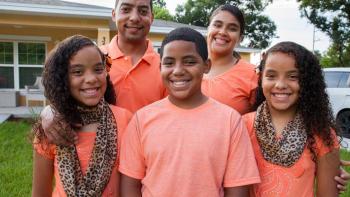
[160,27,208,61]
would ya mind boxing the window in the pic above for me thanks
[0,41,45,90]
[18,43,45,65]
[153,42,161,54]
[324,71,343,88]
[338,72,350,88]
[0,42,14,88]
[0,42,13,64]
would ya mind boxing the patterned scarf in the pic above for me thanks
[254,101,307,167]
[56,99,117,197]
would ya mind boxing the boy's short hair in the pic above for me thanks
[115,0,153,11]
[160,27,208,61]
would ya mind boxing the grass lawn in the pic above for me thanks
[0,121,33,197]
[0,120,350,196]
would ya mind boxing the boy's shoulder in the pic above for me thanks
[135,98,168,114]
[242,111,256,134]
[209,98,242,116]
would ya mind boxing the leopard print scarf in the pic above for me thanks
[254,101,307,167]
[56,99,117,197]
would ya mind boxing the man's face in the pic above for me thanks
[113,0,153,43]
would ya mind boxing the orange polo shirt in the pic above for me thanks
[202,59,258,115]
[101,36,166,113]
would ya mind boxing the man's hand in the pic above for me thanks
[335,160,350,193]
[41,106,79,146]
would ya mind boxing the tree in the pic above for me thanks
[298,0,350,67]
[154,0,166,8]
[174,0,277,49]
[153,0,174,21]
[320,43,350,67]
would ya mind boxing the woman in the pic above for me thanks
[202,4,349,193]
[202,4,258,115]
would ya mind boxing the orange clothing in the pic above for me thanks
[100,36,166,113]
[34,106,132,197]
[119,98,261,197]
[202,59,258,115]
[242,112,339,197]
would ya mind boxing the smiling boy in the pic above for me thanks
[119,27,260,197]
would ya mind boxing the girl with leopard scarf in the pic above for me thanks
[32,35,132,197]
[242,41,340,197]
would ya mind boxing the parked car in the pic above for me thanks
[323,67,350,138]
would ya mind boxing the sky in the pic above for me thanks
[64,0,331,53]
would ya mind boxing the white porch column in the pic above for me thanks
[97,28,110,46]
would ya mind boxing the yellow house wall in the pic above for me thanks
[0,14,109,30]
[240,53,250,62]
[0,15,106,106]
[0,25,98,52]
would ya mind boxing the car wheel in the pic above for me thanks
[337,110,350,138]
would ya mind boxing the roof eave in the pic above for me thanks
[0,1,111,19]
[150,26,207,35]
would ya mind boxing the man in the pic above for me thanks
[102,0,165,113]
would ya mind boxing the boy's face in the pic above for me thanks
[113,0,153,43]
[161,40,210,106]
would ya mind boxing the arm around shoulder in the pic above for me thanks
[224,186,250,197]
[119,173,142,197]
[32,150,54,197]
[316,149,340,197]
[40,105,77,146]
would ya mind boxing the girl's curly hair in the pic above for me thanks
[33,35,116,145]
[43,35,116,124]
[254,41,337,161]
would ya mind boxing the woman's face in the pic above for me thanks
[262,52,300,115]
[68,46,107,107]
[207,10,242,57]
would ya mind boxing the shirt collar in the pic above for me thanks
[107,35,159,66]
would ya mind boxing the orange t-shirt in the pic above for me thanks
[119,98,261,197]
[242,112,339,197]
[101,36,166,113]
[34,106,132,197]
[202,59,258,115]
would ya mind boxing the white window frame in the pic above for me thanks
[153,41,161,54]
[0,35,50,91]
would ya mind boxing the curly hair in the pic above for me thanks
[33,35,116,145]
[254,41,337,161]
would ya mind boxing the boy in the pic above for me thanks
[119,27,260,197]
